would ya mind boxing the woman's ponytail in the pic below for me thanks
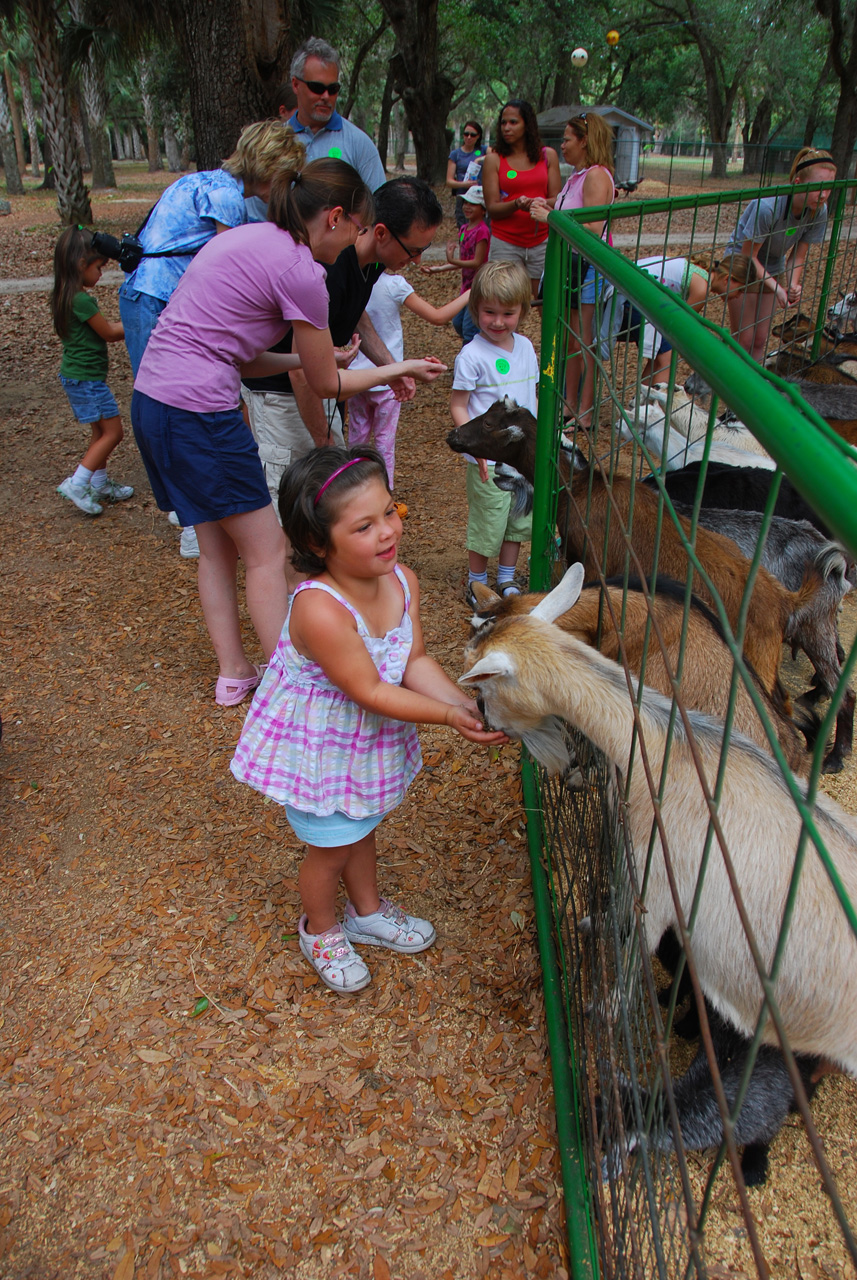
[267,157,374,247]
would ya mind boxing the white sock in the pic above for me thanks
[72,465,93,488]
[90,468,108,490]
[497,564,517,587]
[468,569,488,586]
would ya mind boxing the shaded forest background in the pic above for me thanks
[1,0,856,225]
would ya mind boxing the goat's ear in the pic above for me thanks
[471,581,500,607]
[530,562,584,623]
[503,395,518,412]
[459,650,517,685]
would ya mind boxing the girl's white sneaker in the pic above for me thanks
[343,897,436,953]
[298,916,371,993]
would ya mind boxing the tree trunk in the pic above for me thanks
[4,65,26,174]
[130,124,145,161]
[139,55,162,172]
[376,62,395,171]
[742,94,772,174]
[70,91,91,172]
[0,72,25,194]
[39,127,55,188]
[815,0,857,176]
[163,115,182,171]
[18,57,43,179]
[21,0,91,223]
[168,0,291,171]
[379,0,454,183]
[80,62,116,187]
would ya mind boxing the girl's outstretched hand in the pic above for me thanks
[406,357,448,384]
[445,702,510,744]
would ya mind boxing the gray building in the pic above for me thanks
[536,104,654,188]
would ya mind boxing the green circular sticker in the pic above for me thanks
[495,357,511,374]
[507,169,517,179]
[329,146,343,158]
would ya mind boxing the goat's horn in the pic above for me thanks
[530,563,585,623]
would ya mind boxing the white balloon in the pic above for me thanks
[571,47,589,66]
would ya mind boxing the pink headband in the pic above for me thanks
[313,458,366,506]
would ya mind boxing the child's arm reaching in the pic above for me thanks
[86,311,124,343]
[290,581,507,746]
[404,289,470,326]
[444,238,488,274]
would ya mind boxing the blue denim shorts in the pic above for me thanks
[284,805,383,847]
[578,264,609,307]
[59,376,119,424]
[131,389,271,526]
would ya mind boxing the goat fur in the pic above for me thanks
[470,577,811,774]
[627,385,774,467]
[460,564,857,1075]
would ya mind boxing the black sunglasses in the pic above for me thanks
[296,77,341,96]
[463,130,480,138]
[386,226,433,260]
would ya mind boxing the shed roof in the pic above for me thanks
[537,104,654,134]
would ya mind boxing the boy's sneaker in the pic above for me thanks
[57,476,102,516]
[298,915,371,993]
[92,477,134,502]
[180,527,200,558]
[343,897,436,953]
[167,510,181,526]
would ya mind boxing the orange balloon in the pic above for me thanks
[606,29,619,44]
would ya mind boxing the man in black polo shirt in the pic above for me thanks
[241,177,443,514]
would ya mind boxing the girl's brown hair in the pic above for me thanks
[468,260,532,323]
[279,445,390,574]
[566,113,614,174]
[50,225,103,340]
[711,254,762,292]
[266,155,375,248]
[789,147,836,183]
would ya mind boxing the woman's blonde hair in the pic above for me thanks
[222,119,306,187]
[566,113,614,174]
[266,156,374,248]
[469,260,531,321]
[789,147,836,183]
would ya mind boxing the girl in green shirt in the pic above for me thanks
[51,226,134,516]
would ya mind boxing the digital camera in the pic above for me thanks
[90,230,145,274]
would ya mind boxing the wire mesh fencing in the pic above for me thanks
[501,197,857,1279]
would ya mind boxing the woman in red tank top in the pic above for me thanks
[482,100,561,297]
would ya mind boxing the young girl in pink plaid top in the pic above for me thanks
[231,446,506,994]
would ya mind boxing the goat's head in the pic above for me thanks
[827,291,857,335]
[446,397,538,478]
[771,312,815,344]
[460,563,586,772]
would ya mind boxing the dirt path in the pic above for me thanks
[0,174,567,1280]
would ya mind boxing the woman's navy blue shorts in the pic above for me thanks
[131,390,271,526]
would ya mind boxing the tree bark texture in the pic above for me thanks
[379,0,454,183]
[4,64,27,173]
[79,55,116,187]
[139,55,163,172]
[18,57,43,178]
[815,0,857,176]
[0,71,25,194]
[168,0,290,171]
[21,0,91,222]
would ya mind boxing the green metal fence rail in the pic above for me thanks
[528,191,857,1279]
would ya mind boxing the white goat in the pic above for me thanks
[827,291,857,335]
[622,385,774,470]
[460,563,857,1076]
[622,387,775,472]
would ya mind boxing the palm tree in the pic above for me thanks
[1,0,91,221]
[0,55,24,192]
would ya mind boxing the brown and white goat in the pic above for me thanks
[447,398,820,703]
[470,578,811,774]
[460,564,857,1076]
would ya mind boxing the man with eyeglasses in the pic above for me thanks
[241,178,444,512]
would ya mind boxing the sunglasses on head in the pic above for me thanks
[463,130,480,138]
[296,77,341,96]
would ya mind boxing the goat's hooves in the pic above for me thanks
[822,754,845,775]
[740,1143,771,1187]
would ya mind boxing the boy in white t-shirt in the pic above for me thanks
[450,261,538,603]
[348,272,469,484]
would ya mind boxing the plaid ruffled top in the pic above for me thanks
[230,568,421,818]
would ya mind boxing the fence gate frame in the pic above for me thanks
[528,180,857,1278]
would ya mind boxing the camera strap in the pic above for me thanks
[131,203,210,260]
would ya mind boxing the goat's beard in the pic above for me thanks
[493,463,534,517]
[481,698,570,774]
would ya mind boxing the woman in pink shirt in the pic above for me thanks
[132,149,445,706]
[532,112,615,429]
